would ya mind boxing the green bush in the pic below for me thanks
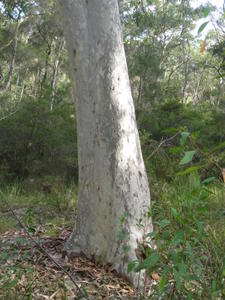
[0,97,78,183]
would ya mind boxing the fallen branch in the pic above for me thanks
[0,189,88,299]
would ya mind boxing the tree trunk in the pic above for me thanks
[50,39,65,111]
[19,68,28,102]
[5,21,20,92]
[59,0,152,286]
[33,67,40,98]
[14,72,20,99]
[41,43,51,89]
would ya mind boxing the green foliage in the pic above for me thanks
[180,150,197,165]
[139,99,225,182]
[129,174,225,299]
[0,182,78,233]
[136,102,225,298]
[198,21,209,34]
[0,97,78,183]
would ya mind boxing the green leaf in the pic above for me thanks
[180,131,190,146]
[1,251,8,260]
[162,230,170,240]
[177,165,203,176]
[172,230,185,245]
[198,21,209,34]
[159,219,170,228]
[180,150,196,165]
[191,170,201,190]
[195,220,205,235]
[199,189,210,201]
[173,268,181,289]
[158,276,167,293]
[202,6,211,17]
[135,252,159,272]
[212,280,217,292]
[162,127,179,134]
[5,279,19,289]
[28,226,36,233]
[202,187,215,195]
[187,294,192,300]
[202,176,215,184]
[170,251,179,264]
[171,207,179,219]
[222,268,225,277]
[128,261,136,273]
[169,146,183,154]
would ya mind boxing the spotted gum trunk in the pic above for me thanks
[59,0,152,286]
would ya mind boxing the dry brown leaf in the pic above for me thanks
[19,274,26,285]
[56,289,65,300]
[151,272,161,281]
[0,226,137,300]
[200,39,206,53]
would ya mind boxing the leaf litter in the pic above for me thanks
[0,225,142,299]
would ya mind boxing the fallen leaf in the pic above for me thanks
[151,272,161,281]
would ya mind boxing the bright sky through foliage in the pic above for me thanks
[191,0,224,9]
[191,0,224,36]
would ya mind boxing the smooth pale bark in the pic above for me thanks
[41,43,51,89]
[19,68,28,102]
[33,67,40,98]
[14,73,20,99]
[59,0,152,286]
[5,22,20,92]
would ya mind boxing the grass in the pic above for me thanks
[0,181,78,233]
[142,174,225,299]
[0,176,224,299]
[0,216,17,233]
[0,181,79,299]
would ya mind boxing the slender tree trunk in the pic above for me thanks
[50,39,65,111]
[182,44,190,101]
[59,0,152,286]
[5,22,20,92]
[33,67,40,98]
[19,68,28,102]
[14,72,20,99]
[41,44,51,89]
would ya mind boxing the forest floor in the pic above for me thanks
[0,184,152,299]
[0,180,224,299]
[0,225,138,299]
